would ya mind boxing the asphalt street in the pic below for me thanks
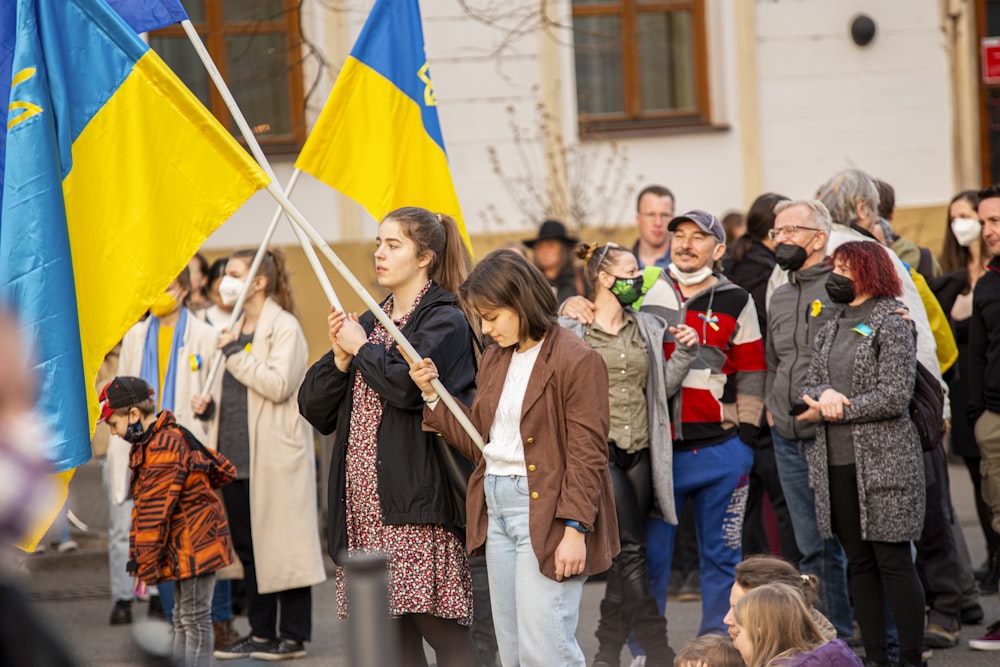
[10,458,999,666]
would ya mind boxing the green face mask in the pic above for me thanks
[610,275,645,307]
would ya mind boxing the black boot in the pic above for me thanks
[593,599,624,667]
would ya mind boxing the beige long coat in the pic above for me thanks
[118,312,220,448]
[220,298,326,594]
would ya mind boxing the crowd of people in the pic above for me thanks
[37,167,999,666]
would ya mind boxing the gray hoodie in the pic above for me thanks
[765,262,841,441]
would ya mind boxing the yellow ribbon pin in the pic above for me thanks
[810,299,823,318]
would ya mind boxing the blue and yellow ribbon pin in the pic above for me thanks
[189,353,202,371]
[852,323,872,337]
[699,309,720,332]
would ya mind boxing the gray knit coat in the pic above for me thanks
[801,297,925,543]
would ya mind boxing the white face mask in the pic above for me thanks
[218,275,245,307]
[668,263,714,287]
[951,217,982,248]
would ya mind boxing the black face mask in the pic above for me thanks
[825,273,856,304]
[775,244,808,272]
[610,275,645,307]
[123,419,145,444]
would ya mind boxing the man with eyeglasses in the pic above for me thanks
[633,185,675,271]
[764,199,854,642]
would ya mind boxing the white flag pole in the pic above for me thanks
[181,20,341,396]
[180,21,483,449]
[260,180,486,451]
[179,20,339,307]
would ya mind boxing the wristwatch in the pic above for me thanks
[564,519,588,534]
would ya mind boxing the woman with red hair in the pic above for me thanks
[796,241,926,667]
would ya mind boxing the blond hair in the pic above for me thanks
[732,583,825,667]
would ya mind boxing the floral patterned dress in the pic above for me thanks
[335,282,473,624]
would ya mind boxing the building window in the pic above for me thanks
[572,0,710,137]
[149,0,306,151]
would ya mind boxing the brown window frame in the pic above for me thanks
[572,0,711,138]
[149,0,306,153]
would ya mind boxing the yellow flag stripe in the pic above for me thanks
[296,57,470,252]
[18,469,73,552]
[63,49,269,431]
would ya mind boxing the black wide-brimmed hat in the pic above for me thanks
[522,219,578,248]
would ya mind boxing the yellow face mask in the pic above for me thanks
[150,291,180,318]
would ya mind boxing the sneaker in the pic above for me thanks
[214,635,278,660]
[109,600,132,626]
[55,539,79,553]
[969,620,1000,650]
[628,657,646,667]
[677,570,701,602]
[250,638,307,660]
[923,623,959,649]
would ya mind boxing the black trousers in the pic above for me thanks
[915,446,962,629]
[222,479,312,643]
[671,501,698,581]
[829,465,924,665]
[595,447,668,656]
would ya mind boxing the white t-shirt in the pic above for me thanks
[484,341,543,476]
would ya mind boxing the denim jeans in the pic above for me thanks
[770,429,853,638]
[101,458,134,603]
[484,474,586,667]
[212,579,232,623]
[157,581,175,623]
[173,572,216,667]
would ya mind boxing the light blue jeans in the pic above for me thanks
[771,430,853,638]
[173,572,216,667]
[101,458,134,603]
[484,474,586,667]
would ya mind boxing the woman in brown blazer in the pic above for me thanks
[409,249,619,667]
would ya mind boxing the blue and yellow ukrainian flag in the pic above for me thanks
[105,0,187,34]
[295,0,471,253]
[1,0,268,548]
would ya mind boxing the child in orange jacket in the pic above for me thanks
[99,376,235,667]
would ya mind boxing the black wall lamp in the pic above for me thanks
[850,14,877,47]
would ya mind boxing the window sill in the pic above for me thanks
[578,122,730,142]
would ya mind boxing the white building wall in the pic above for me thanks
[202,0,955,252]
[755,0,952,205]
[556,0,749,222]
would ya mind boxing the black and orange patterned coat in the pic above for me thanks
[128,411,236,584]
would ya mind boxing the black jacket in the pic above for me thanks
[969,256,1000,422]
[928,269,971,344]
[297,283,476,564]
[723,239,775,337]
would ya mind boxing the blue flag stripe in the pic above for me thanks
[104,0,187,35]
[3,0,88,471]
[350,0,446,154]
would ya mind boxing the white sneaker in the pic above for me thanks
[629,656,647,667]
[56,539,79,553]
